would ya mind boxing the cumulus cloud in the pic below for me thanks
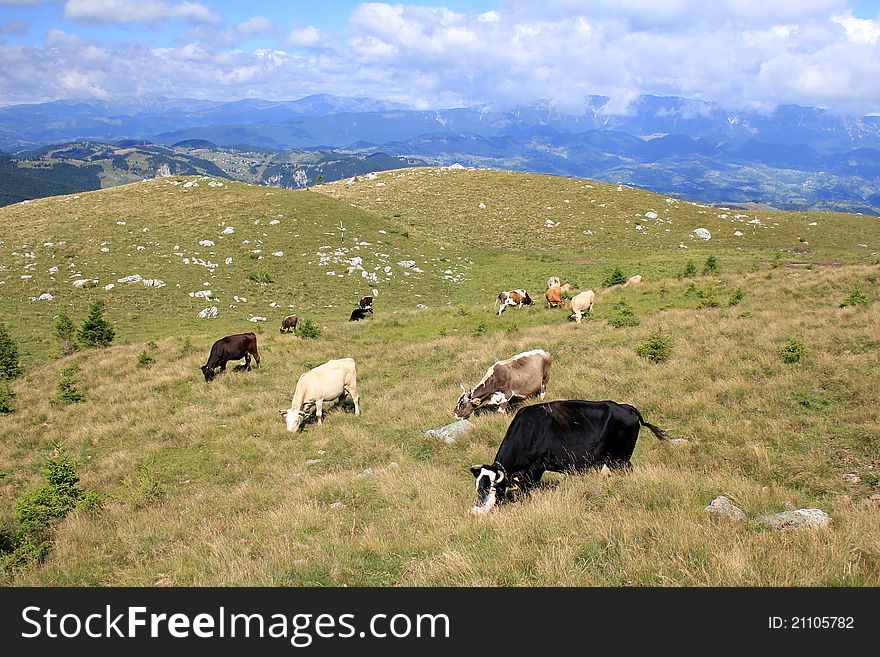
[64,0,222,26]
[0,20,29,35]
[0,1,878,115]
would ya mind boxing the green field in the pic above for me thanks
[0,167,878,585]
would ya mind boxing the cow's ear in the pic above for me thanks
[470,465,483,478]
[460,383,467,392]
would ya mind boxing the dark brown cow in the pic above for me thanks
[359,295,374,310]
[545,284,567,309]
[279,314,299,333]
[454,349,551,418]
[496,289,533,315]
[200,333,260,382]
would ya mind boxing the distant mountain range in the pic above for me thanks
[0,94,878,214]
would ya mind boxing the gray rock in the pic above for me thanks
[425,419,474,445]
[669,438,689,445]
[358,462,399,478]
[704,495,747,522]
[842,473,860,484]
[329,501,346,510]
[756,508,831,530]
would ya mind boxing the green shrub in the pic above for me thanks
[603,267,627,287]
[506,323,519,335]
[472,322,488,337]
[0,324,22,380]
[682,260,697,278]
[53,312,77,355]
[636,327,673,363]
[247,271,273,285]
[77,300,115,348]
[0,383,15,414]
[779,339,809,364]
[771,252,783,269]
[702,255,719,275]
[608,301,640,328]
[137,350,155,368]
[697,286,720,308]
[295,317,321,339]
[840,289,870,308]
[729,288,746,306]
[52,364,85,406]
[131,464,165,510]
[180,336,195,355]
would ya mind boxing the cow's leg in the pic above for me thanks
[243,353,252,371]
[539,384,546,400]
[218,360,228,375]
[346,387,360,416]
[315,398,324,425]
[252,348,261,369]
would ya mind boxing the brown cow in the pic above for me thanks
[200,333,260,382]
[496,289,533,315]
[280,314,299,333]
[624,275,643,288]
[545,284,567,308]
[454,349,551,418]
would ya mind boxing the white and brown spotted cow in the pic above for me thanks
[496,289,533,315]
[454,349,551,418]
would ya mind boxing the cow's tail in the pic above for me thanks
[631,407,668,441]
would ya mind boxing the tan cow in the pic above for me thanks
[280,358,359,432]
[454,349,551,418]
[624,275,643,287]
[545,284,567,308]
[569,290,596,324]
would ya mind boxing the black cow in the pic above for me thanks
[349,307,372,321]
[469,399,667,514]
[200,332,261,382]
[359,296,374,310]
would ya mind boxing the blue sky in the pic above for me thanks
[1,1,879,114]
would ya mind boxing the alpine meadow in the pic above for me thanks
[0,166,878,585]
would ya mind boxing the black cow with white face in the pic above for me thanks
[469,399,667,515]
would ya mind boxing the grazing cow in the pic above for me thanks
[496,289,533,315]
[560,283,573,294]
[569,290,596,324]
[279,314,299,333]
[350,307,372,321]
[200,332,260,382]
[280,358,360,432]
[469,400,668,515]
[454,349,551,419]
[359,295,374,310]
[547,276,561,289]
[544,284,567,309]
[624,275,644,288]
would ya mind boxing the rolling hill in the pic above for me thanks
[0,169,878,585]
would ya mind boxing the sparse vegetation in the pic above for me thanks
[608,300,640,327]
[840,289,870,308]
[603,267,627,287]
[136,350,155,368]
[52,312,77,355]
[0,384,15,414]
[702,255,719,275]
[635,327,673,363]
[778,339,809,364]
[697,286,720,308]
[0,324,22,380]
[52,364,85,406]
[729,288,746,306]
[471,322,488,337]
[682,260,697,278]
[294,317,321,339]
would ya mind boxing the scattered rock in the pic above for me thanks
[221,226,235,235]
[704,495,747,522]
[756,508,831,530]
[358,462,399,478]
[248,316,267,322]
[305,458,322,465]
[425,419,474,445]
[199,240,215,247]
[862,494,880,509]
[197,306,219,319]
[669,438,689,445]
[693,228,712,240]
[329,501,346,510]
[73,278,98,288]
[842,473,861,485]
[416,303,427,310]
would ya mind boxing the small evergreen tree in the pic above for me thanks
[0,324,22,380]
[0,383,15,414]
[603,267,627,287]
[53,312,77,355]
[682,260,697,278]
[77,301,115,348]
[53,365,85,406]
[702,255,719,275]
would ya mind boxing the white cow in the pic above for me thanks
[569,290,596,324]
[624,275,643,288]
[280,358,360,432]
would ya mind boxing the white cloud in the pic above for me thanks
[64,0,222,26]
[235,16,274,39]
[288,25,322,49]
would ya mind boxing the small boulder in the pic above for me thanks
[425,419,474,445]
[756,508,831,530]
[704,495,747,522]
[669,438,689,445]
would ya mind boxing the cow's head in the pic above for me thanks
[454,384,481,419]
[469,463,507,515]
[279,408,306,432]
[200,364,215,382]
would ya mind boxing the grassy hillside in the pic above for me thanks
[0,168,878,585]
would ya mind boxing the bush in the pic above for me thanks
[608,300,640,328]
[779,339,809,364]
[697,286,720,308]
[636,327,673,363]
[729,288,746,306]
[603,267,627,287]
[180,336,195,355]
[0,324,22,380]
[840,289,870,308]
[0,383,15,414]
[771,252,783,269]
[295,317,321,339]
[137,350,155,368]
[247,271,273,285]
[472,322,488,337]
[53,312,77,355]
[682,260,697,278]
[78,300,115,348]
[702,255,719,275]
[53,364,85,406]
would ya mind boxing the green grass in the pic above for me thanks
[0,169,879,585]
